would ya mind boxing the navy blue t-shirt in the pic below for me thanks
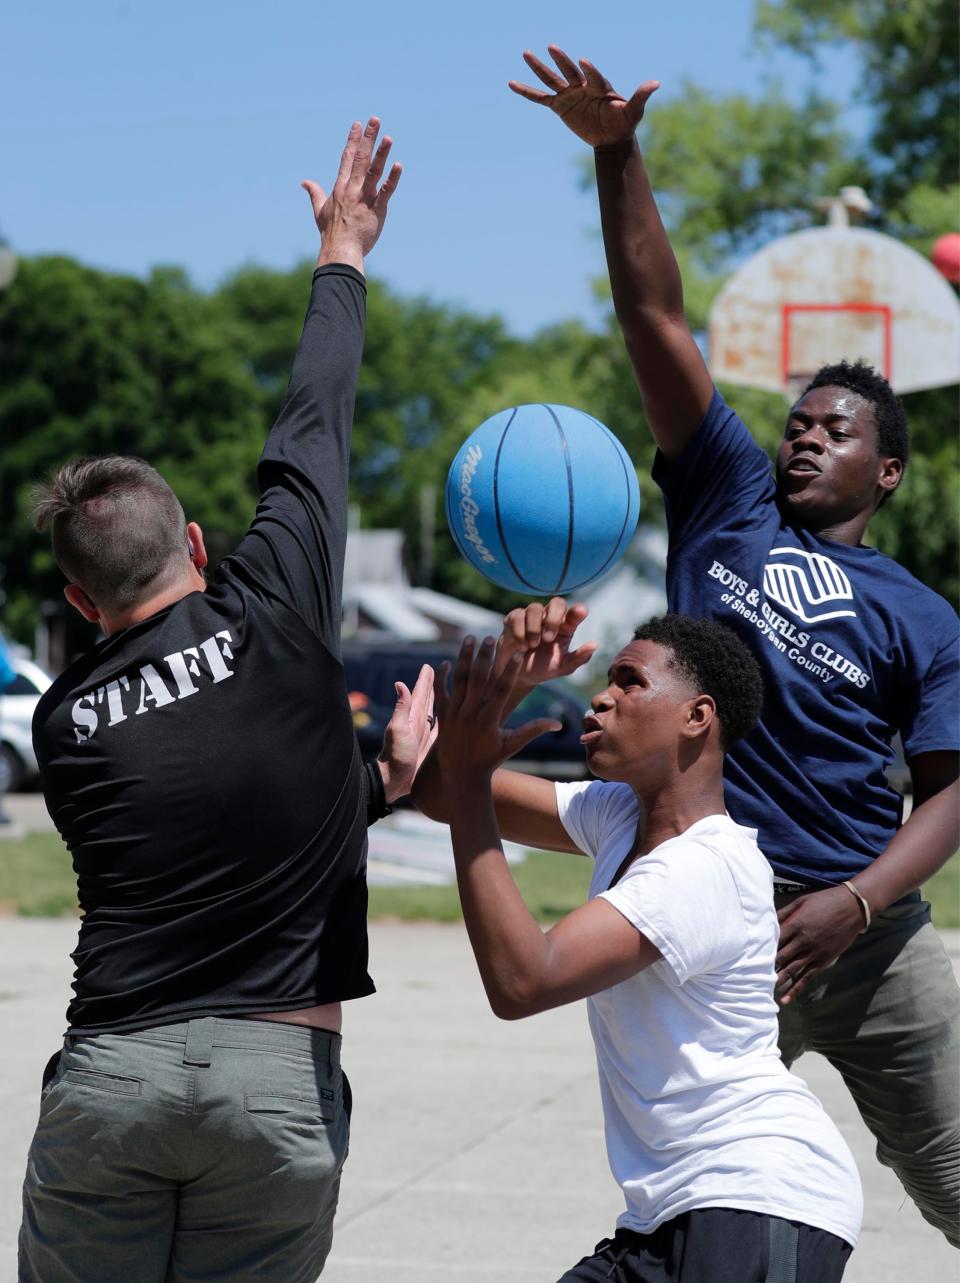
[654,389,960,886]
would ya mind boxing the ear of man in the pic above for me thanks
[186,522,208,570]
[63,584,101,624]
[683,694,717,741]
[875,456,903,507]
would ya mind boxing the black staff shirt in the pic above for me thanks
[33,264,378,1035]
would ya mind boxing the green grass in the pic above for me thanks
[0,832,592,923]
[922,856,960,928]
[1,830,957,929]
[368,848,592,923]
[0,831,82,917]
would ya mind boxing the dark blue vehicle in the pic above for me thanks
[341,639,589,781]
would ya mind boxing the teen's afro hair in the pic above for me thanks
[803,359,910,473]
[632,614,763,749]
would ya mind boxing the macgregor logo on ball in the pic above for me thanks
[458,445,498,565]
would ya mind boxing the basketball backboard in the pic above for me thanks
[708,222,960,396]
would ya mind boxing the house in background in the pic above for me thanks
[342,528,504,641]
[341,525,667,681]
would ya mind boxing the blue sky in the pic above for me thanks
[1,1,865,335]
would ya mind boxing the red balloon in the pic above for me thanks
[931,233,960,285]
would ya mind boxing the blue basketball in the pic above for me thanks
[445,404,640,596]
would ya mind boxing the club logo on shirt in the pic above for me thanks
[706,559,870,691]
[762,548,856,624]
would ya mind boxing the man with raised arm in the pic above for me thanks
[504,46,960,1245]
[428,619,861,1281]
[19,119,432,1283]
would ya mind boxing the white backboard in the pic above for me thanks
[708,226,960,395]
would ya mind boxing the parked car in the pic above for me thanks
[342,639,589,780]
[1,656,52,790]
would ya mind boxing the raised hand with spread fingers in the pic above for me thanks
[433,636,563,786]
[497,596,597,692]
[509,46,713,458]
[509,45,659,149]
[302,117,402,274]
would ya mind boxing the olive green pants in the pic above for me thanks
[776,892,959,1249]
[19,1017,350,1281]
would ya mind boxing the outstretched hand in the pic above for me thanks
[302,117,402,271]
[509,46,659,148]
[377,663,437,803]
[434,636,562,784]
[498,597,597,690]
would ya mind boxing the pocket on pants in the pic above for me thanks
[241,1090,347,1196]
[244,1094,333,1124]
[63,1067,142,1097]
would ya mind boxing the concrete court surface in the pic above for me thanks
[1,917,957,1282]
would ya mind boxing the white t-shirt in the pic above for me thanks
[556,780,863,1247]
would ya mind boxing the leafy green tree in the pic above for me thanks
[215,263,625,609]
[216,263,532,601]
[631,87,856,271]
[0,256,267,644]
[0,255,583,640]
[756,0,959,203]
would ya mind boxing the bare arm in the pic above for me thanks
[449,788,660,1019]
[411,748,583,854]
[594,138,714,454]
[775,751,960,1005]
[510,47,713,457]
[434,640,660,1019]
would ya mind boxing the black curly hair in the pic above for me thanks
[632,614,763,749]
[801,360,910,499]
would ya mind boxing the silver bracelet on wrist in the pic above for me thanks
[842,880,872,932]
